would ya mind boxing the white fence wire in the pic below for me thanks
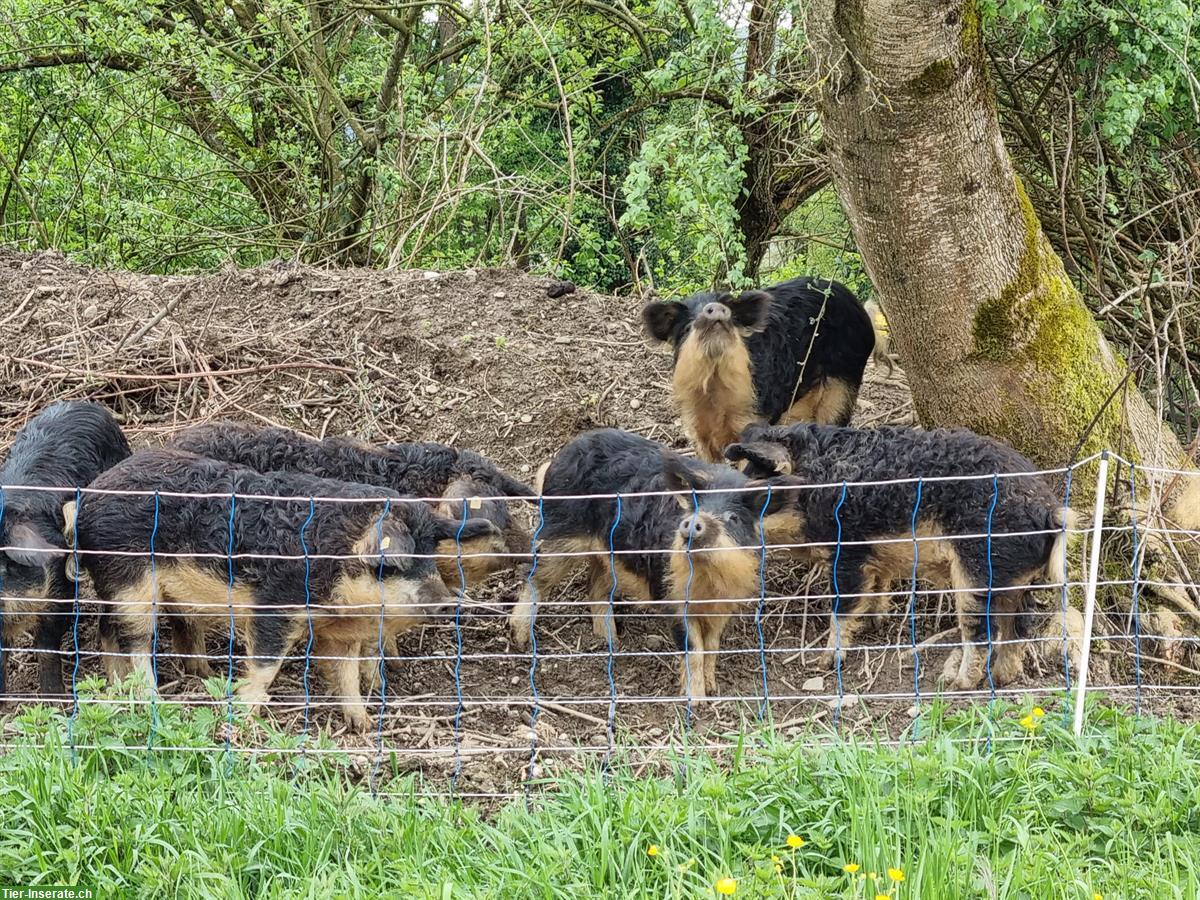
[0,449,1193,796]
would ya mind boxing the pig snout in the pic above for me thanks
[678,513,707,543]
[417,577,456,618]
[699,302,731,324]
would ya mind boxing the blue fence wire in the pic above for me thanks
[603,493,622,772]
[1129,464,1143,715]
[0,487,6,697]
[830,481,848,731]
[224,492,237,762]
[68,486,82,764]
[370,498,394,794]
[300,498,317,740]
[681,488,700,730]
[907,478,924,738]
[1059,466,1075,723]
[451,498,470,790]
[524,495,547,798]
[146,491,161,758]
[755,486,772,721]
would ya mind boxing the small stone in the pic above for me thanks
[493,290,507,299]
[462,269,478,283]
[510,675,521,686]
[424,383,439,395]
[520,464,531,474]
[520,413,532,424]
[629,398,642,410]
[82,303,98,320]
[802,675,824,692]
[423,270,440,280]
[546,280,576,299]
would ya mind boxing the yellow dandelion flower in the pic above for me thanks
[843,863,861,874]
[875,894,891,900]
[786,834,805,849]
[771,855,781,865]
[888,867,905,882]
[1019,714,1039,730]
[715,877,737,895]
[647,845,660,858]
[1092,894,1102,900]
[1033,706,1046,718]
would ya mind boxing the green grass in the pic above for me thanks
[2,688,1199,898]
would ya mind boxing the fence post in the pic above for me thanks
[1072,450,1110,738]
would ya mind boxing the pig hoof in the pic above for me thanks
[184,660,213,679]
[816,650,841,671]
[509,624,531,650]
[941,650,962,683]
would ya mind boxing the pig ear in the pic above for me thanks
[727,290,771,331]
[724,441,793,478]
[4,523,58,569]
[641,302,687,343]
[744,477,801,518]
[358,519,417,569]
[431,515,501,544]
[661,452,707,506]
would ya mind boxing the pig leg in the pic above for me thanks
[674,614,708,700]
[700,612,732,696]
[362,633,397,696]
[818,553,878,670]
[947,556,989,691]
[330,639,371,733]
[586,559,618,645]
[171,613,213,679]
[103,576,159,692]
[33,600,70,696]
[508,549,576,649]
[237,611,293,719]
[990,590,1029,687]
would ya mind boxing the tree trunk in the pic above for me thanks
[804,0,1198,524]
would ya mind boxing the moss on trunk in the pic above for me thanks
[971,178,1129,463]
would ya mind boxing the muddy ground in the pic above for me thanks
[0,249,1183,796]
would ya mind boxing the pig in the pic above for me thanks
[641,277,879,462]
[167,423,533,590]
[0,402,130,695]
[508,429,796,698]
[724,423,1075,690]
[67,449,498,730]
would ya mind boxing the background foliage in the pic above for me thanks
[0,0,1196,409]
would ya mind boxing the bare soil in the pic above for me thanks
[0,249,1175,795]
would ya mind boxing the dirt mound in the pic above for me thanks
[0,248,910,459]
[0,249,941,794]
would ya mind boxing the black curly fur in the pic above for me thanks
[534,429,794,641]
[167,423,533,557]
[74,449,497,679]
[643,276,875,424]
[0,402,130,695]
[726,423,1069,651]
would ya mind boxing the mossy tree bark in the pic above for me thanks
[803,0,1197,525]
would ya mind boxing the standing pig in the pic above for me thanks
[168,423,532,590]
[0,402,130,695]
[69,449,498,731]
[725,423,1075,690]
[509,429,796,698]
[641,277,879,461]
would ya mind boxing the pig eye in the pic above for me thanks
[723,510,742,525]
